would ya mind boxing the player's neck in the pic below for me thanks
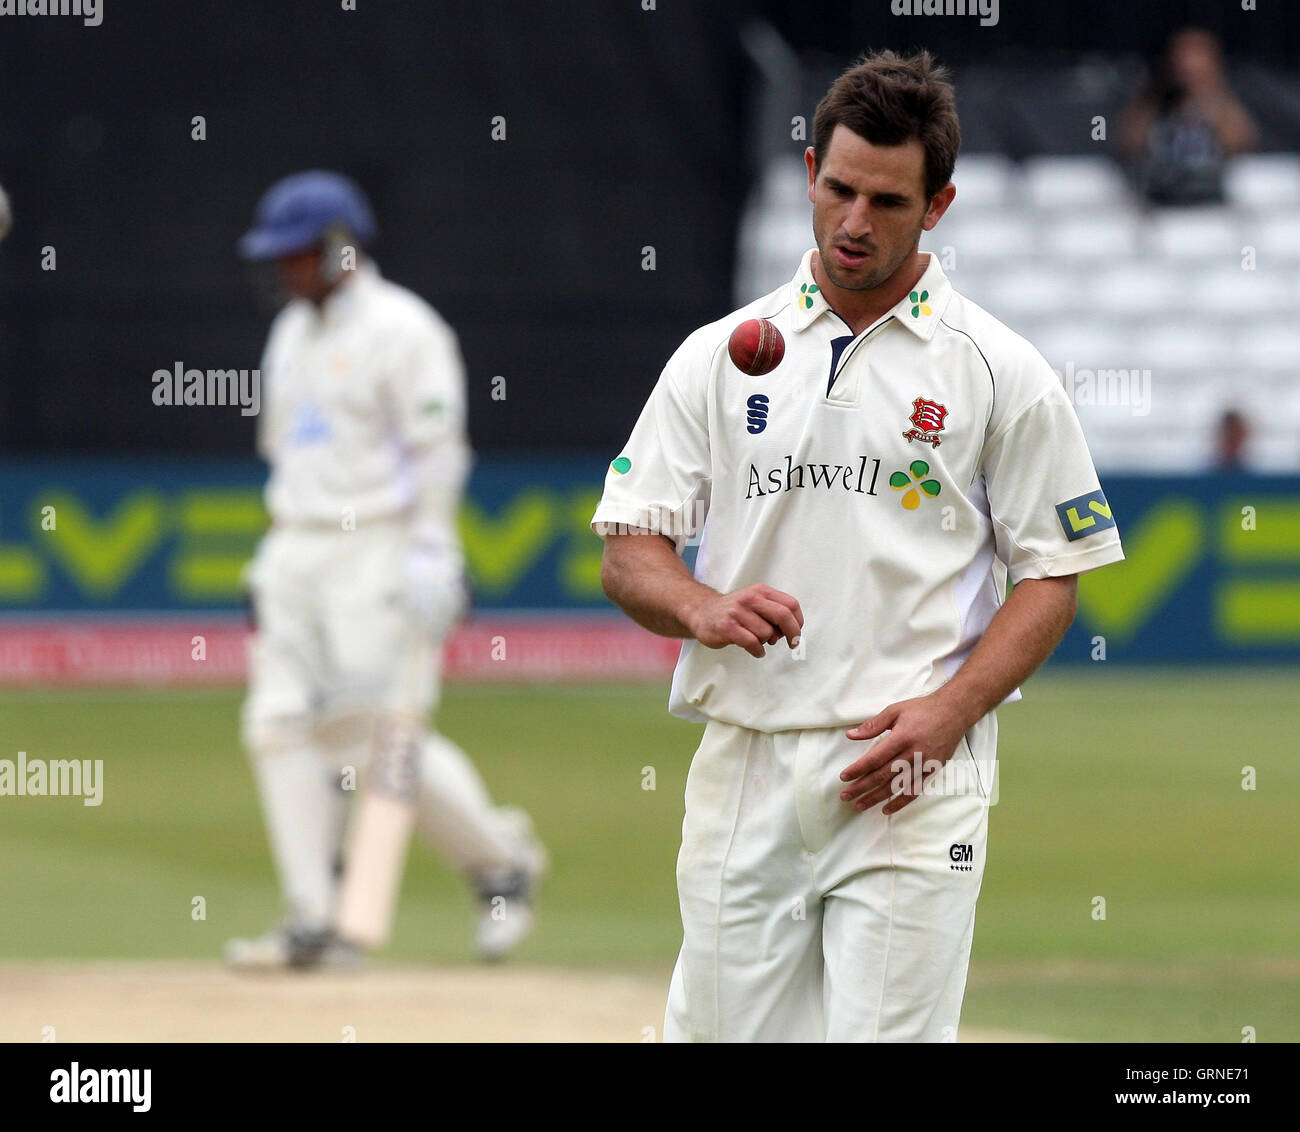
[308,271,352,309]
[811,250,929,336]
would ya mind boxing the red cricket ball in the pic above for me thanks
[728,317,785,376]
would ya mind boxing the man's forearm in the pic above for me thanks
[935,575,1078,727]
[409,445,470,548]
[600,532,713,639]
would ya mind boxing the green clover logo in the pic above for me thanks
[799,282,820,310]
[889,459,942,510]
[909,289,932,318]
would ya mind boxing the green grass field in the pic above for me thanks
[1,668,1296,1042]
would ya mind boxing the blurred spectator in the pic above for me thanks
[1213,408,1251,472]
[1120,27,1258,206]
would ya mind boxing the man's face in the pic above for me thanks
[805,125,949,292]
[273,246,326,302]
[1169,30,1221,91]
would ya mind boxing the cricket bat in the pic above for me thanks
[334,722,421,949]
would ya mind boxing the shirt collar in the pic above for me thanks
[788,249,952,340]
[789,249,832,331]
[318,258,379,323]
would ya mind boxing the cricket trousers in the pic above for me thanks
[239,522,524,932]
[242,521,451,730]
[664,711,996,1043]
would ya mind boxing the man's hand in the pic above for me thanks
[683,584,804,660]
[839,574,1080,816]
[839,689,973,815]
[600,531,804,657]
[406,543,467,639]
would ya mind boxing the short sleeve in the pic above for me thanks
[255,338,275,462]
[982,381,1125,584]
[590,341,712,555]
[389,316,469,454]
[255,309,293,463]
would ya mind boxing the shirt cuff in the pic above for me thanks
[1008,540,1126,584]
[591,502,700,555]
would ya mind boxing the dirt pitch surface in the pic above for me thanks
[0,962,1052,1042]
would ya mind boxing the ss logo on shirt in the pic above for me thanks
[746,394,770,434]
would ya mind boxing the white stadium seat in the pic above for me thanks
[1249,211,1300,263]
[945,268,996,305]
[1088,432,1200,474]
[1041,211,1142,262]
[1237,327,1300,373]
[1076,377,1214,443]
[733,148,1300,470]
[940,263,997,298]
[950,153,1019,211]
[1146,207,1241,260]
[1083,262,1186,318]
[1032,320,1134,371]
[1224,154,1300,211]
[928,214,1037,262]
[975,267,1082,320]
[1244,373,1300,424]
[1131,320,1239,372]
[1022,155,1132,211]
[1186,266,1298,319]
[1248,438,1300,473]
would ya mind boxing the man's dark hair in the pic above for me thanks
[812,49,961,200]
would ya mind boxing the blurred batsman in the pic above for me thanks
[227,171,545,969]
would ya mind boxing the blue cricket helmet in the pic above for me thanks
[237,170,377,260]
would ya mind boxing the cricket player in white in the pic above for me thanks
[593,52,1125,1041]
[227,171,544,968]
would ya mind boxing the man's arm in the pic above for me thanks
[1202,91,1258,155]
[838,573,1078,815]
[925,573,1078,727]
[600,530,804,661]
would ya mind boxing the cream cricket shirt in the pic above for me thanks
[258,261,470,544]
[592,250,1125,732]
